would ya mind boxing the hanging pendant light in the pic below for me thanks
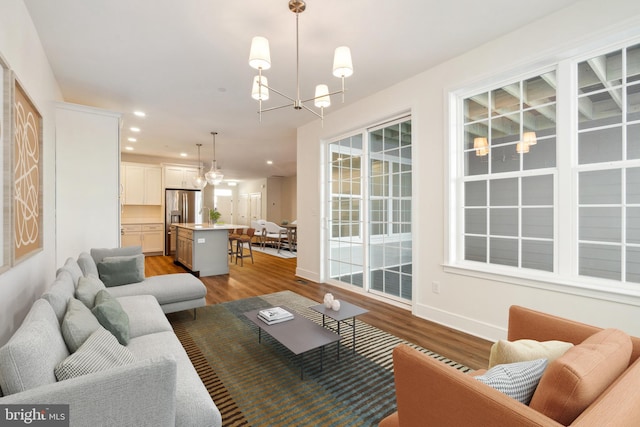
[205,131,224,185]
[192,143,207,189]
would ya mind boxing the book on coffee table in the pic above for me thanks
[258,307,294,325]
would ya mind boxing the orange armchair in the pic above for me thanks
[379,306,640,427]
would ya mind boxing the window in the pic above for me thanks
[462,72,557,272]
[327,117,413,303]
[577,44,640,282]
[451,40,640,295]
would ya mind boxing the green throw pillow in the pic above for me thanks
[61,298,102,353]
[97,254,145,287]
[91,290,130,345]
[55,327,136,381]
[75,274,106,308]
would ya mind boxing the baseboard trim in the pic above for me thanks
[295,268,320,283]
[413,303,506,342]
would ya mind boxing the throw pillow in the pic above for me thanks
[97,254,145,287]
[529,328,632,425]
[489,339,574,368]
[75,274,106,308]
[61,298,102,353]
[91,290,130,345]
[90,246,142,264]
[55,327,136,381]
[0,300,69,395]
[77,252,99,277]
[475,358,548,405]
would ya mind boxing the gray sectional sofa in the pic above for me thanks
[0,247,221,427]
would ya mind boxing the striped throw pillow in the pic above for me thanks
[54,327,135,381]
[475,358,548,405]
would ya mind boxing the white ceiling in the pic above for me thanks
[24,0,583,181]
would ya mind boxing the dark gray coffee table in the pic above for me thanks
[244,306,341,379]
[310,300,368,358]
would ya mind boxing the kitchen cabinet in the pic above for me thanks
[122,163,162,205]
[121,223,164,254]
[176,227,194,270]
[174,224,238,276]
[164,165,200,189]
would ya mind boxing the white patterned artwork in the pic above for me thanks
[13,80,42,263]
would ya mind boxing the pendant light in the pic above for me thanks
[192,143,207,189]
[205,131,224,185]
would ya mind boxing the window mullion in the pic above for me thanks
[556,59,574,277]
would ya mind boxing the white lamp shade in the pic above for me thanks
[314,84,331,108]
[473,137,489,156]
[516,141,530,154]
[252,75,269,100]
[332,46,353,78]
[249,36,271,70]
[523,131,537,146]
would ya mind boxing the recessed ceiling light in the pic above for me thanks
[130,127,140,132]
[180,153,187,157]
[227,181,237,186]
[133,111,146,117]
[125,146,134,151]
[267,160,273,165]
[127,137,137,142]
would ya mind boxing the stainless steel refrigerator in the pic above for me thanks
[165,189,202,256]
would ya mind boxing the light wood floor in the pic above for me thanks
[146,250,492,370]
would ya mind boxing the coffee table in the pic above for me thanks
[244,306,341,379]
[310,301,368,358]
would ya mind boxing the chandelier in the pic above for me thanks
[249,0,354,122]
[205,132,224,185]
[192,143,207,189]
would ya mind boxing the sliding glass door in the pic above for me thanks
[327,117,413,303]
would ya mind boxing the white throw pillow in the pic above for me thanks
[489,339,573,368]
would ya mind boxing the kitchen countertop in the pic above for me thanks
[173,223,247,231]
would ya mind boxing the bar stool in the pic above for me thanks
[235,228,255,266]
[228,229,241,261]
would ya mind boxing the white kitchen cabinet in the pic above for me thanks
[121,223,164,254]
[141,224,164,253]
[122,163,162,205]
[164,165,200,189]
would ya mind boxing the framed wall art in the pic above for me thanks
[12,77,43,264]
[0,54,11,272]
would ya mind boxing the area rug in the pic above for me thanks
[169,291,471,427]
[252,245,297,259]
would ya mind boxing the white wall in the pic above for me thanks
[0,0,63,345]
[297,0,640,340]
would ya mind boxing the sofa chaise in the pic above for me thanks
[0,247,220,427]
[380,305,640,426]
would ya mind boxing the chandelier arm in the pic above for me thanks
[261,83,297,103]
[300,88,346,104]
[259,102,296,113]
[300,104,322,119]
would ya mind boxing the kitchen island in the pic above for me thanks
[173,223,246,277]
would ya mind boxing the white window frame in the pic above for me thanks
[445,37,640,305]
